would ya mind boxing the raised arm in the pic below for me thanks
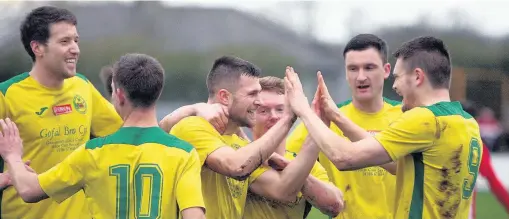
[284,68,396,170]
[160,103,229,134]
[171,114,294,180]
[315,73,397,174]
[204,115,293,180]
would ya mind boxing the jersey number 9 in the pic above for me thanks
[462,138,481,199]
[110,164,163,219]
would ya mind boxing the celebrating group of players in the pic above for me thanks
[0,5,506,219]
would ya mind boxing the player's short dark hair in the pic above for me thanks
[20,6,77,62]
[393,36,451,89]
[206,56,261,97]
[343,34,388,63]
[112,53,165,108]
[259,76,284,95]
[99,65,114,96]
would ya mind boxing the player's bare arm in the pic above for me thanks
[0,119,48,203]
[248,137,318,201]
[181,207,206,219]
[160,103,229,133]
[317,73,397,174]
[269,151,344,217]
[302,174,344,217]
[285,68,392,170]
[0,160,34,191]
[206,113,294,180]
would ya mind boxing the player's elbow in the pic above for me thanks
[315,189,344,217]
[322,204,343,218]
[327,195,344,217]
[331,153,355,171]
[223,159,257,181]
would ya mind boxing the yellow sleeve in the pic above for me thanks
[170,116,226,166]
[176,149,205,211]
[248,165,271,184]
[89,82,122,137]
[0,92,7,119]
[374,107,436,161]
[38,145,93,203]
[285,122,309,153]
[310,161,330,182]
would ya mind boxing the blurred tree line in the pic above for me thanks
[1,5,509,102]
[0,35,298,101]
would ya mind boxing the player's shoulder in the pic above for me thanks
[0,72,30,96]
[383,97,401,107]
[419,101,472,119]
[336,99,353,111]
[401,105,436,120]
[383,97,403,117]
[66,73,90,85]
[86,127,195,153]
[173,116,215,131]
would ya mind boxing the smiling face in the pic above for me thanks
[345,47,390,103]
[228,75,262,128]
[35,21,80,79]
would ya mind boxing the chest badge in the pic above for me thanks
[73,95,87,114]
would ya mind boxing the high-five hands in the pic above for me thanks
[284,66,312,117]
[317,72,340,122]
[284,67,339,124]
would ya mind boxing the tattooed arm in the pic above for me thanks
[205,115,294,180]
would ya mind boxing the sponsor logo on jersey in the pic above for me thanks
[52,104,72,115]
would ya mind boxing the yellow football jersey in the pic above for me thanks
[286,98,401,219]
[244,150,330,219]
[170,116,269,219]
[375,101,482,219]
[0,72,122,219]
[38,127,204,219]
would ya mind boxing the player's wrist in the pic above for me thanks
[299,107,317,122]
[328,110,343,126]
[3,154,23,164]
[281,113,297,126]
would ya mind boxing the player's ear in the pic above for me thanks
[30,41,45,59]
[217,89,232,105]
[116,88,127,106]
[414,67,425,86]
[383,63,391,79]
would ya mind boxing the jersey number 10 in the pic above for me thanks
[109,164,163,219]
[462,138,481,200]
